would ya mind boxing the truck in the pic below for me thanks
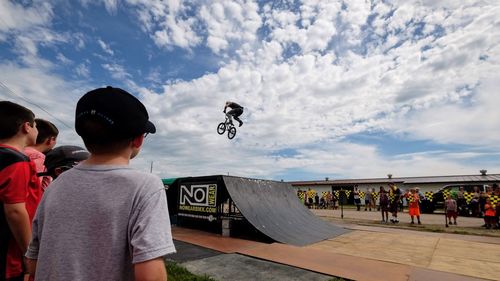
[423,184,487,215]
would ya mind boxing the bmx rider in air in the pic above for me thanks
[223,101,244,127]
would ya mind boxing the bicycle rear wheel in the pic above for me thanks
[228,126,236,139]
[217,123,226,135]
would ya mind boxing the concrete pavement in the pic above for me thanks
[312,208,488,228]
[169,206,500,281]
[172,226,500,280]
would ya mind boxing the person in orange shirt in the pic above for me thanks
[406,188,421,225]
[484,198,496,229]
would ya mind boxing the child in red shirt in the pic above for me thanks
[0,101,39,280]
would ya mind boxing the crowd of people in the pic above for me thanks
[297,183,500,228]
[1,86,175,281]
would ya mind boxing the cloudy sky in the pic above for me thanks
[1,0,499,181]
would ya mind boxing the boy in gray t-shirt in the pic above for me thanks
[25,86,176,281]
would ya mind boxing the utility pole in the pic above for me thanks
[150,161,153,173]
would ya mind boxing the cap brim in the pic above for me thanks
[145,121,156,134]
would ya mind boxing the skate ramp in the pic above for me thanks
[222,176,348,246]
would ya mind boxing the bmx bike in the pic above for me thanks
[217,116,237,139]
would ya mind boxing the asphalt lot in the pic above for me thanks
[167,240,334,281]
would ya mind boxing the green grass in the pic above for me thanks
[166,261,218,281]
[165,261,351,281]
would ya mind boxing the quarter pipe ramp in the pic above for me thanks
[168,175,348,246]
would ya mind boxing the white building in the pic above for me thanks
[289,171,500,198]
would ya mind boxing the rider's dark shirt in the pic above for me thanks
[227,102,243,109]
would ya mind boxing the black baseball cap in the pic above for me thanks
[43,145,90,176]
[75,86,156,138]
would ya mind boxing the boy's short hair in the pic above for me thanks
[0,101,35,139]
[75,86,156,154]
[35,118,59,144]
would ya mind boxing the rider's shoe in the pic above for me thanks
[238,121,243,127]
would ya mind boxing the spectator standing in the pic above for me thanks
[407,188,421,225]
[471,186,480,217]
[364,188,373,211]
[495,200,500,229]
[479,189,488,217]
[353,186,361,211]
[307,188,315,208]
[456,186,467,216]
[389,183,402,223]
[445,194,458,225]
[0,101,39,281]
[484,198,496,229]
[331,191,338,210]
[25,87,176,281]
[379,186,389,223]
[326,191,333,209]
[24,118,58,191]
[370,189,376,211]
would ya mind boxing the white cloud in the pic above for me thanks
[127,0,202,50]
[73,32,86,50]
[103,0,119,13]
[75,63,90,78]
[125,0,262,53]
[129,0,500,179]
[0,1,53,38]
[2,0,499,180]
[199,0,262,54]
[80,0,118,14]
[0,62,87,148]
[56,53,72,65]
[97,39,115,56]
[102,63,132,80]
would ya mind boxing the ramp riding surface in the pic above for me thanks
[222,176,348,246]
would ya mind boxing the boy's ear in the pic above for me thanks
[44,136,57,146]
[21,122,32,134]
[131,134,144,149]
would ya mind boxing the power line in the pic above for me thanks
[0,81,74,130]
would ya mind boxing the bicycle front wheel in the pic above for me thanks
[228,126,236,139]
[217,123,226,135]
